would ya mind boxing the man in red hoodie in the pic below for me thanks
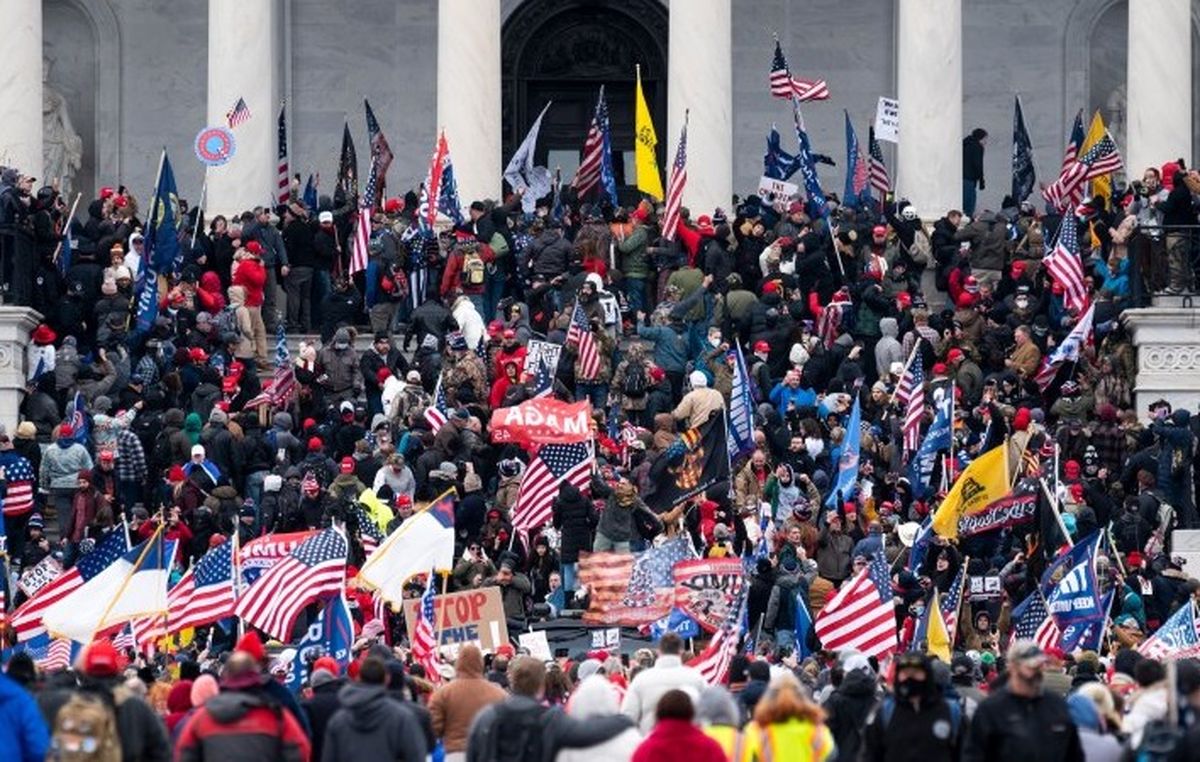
[232,241,269,367]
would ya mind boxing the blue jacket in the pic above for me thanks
[636,324,690,373]
[0,673,48,762]
[770,382,817,411]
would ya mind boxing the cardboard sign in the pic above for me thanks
[757,175,800,204]
[489,398,592,446]
[518,630,553,661]
[524,340,562,377]
[874,97,900,143]
[673,558,748,633]
[590,627,621,650]
[403,586,509,651]
[18,555,62,597]
[968,576,1002,601]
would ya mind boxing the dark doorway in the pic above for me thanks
[502,0,669,206]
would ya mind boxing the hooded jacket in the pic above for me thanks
[322,682,427,762]
[428,645,508,753]
[0,672,47,762]
[175,688,310,762]
[824,667,879,762]
[552,482,599,563]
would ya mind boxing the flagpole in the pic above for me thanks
[887,342,922,407]
[191,171,208,252]
[232,527,244,640]
[50,192,82,266]
[90,523,165,641]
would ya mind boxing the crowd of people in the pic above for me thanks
[0,127,1199,761]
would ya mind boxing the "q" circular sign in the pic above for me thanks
[194,126,236,166]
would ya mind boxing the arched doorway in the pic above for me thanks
[502,0,668,205]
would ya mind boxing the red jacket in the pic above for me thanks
[632,719,727,762]
[440,245,495,298]
[196,271,227,313]
[233,257,267,307]
[176,689,311,762]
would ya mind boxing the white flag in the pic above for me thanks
[504,102,553,213]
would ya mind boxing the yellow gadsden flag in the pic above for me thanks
[931,443,1010,539]
[634,66,664,200]
[925,590,952,663]
[1083,110,1112,204]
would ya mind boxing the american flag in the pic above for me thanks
[112,624,136,651]
[660,114,689,243]
[566,301,600,380]
[511,441,593,531]
[276,104,289,204]
[689,587,748,685]
[769,39,829,102]
[817,290,852,349]
[236,528,348,641]
[896,354,925,456]
[410,572,442,684]
[352,503,384,558]
[161,538,236,633]
[11,529,127,640]
[868,127,891,200]
[572,86,617,204]
[941,564,967,644]
[1042,210,1089,314]
[272,323,296,406]
[226,97,251,128]
[424,374,448,433]
[1,455,36,516]
[1042,111,1085,209]
[349,102,392,277]
[19,633,76,672]
[814,554,897,658]
[579,552,635,624]
[1035,304,1095,391]
[625,535,694,609]
[1043,129,1123,211]
[532,348,557,398]
[1011,592,1060,650]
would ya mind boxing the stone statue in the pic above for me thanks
[42,56,83,195]
[1105,84,1126,160]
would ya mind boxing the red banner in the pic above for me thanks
[673,558,748,633]
[489,398,592,447]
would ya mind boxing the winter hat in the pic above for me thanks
[27,514,43,531]
[15,421,35,440]
[307,436,323,452]
[190,674,219,707]
[264,474,282,493]
[168,465,186,482]
[235,631,268,663]
[57,423,74,439]
[31,324,56,345]
[1012,408,1031,432]
[101,277,118,296]
[376,367,391,384]
[340,457,355,474]
[689,370,708,388]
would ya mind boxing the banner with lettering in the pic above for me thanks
[489,398,592,447]
[957,484,1037,538]
[673,558,749,633]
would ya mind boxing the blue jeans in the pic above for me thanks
[562,562,578,592]
[962,180,978,216]
[484,269,506,322]
[575,381,609,410]
[245,470,267,510]
[625,278,647,315]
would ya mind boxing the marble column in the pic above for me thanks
[1127,0,1192,176]
[668,0,732,218]
[207,0,281,215]
[0,0,43,180]
[0,307,42,433]
[438,0,501,204]
[896,0,962,218]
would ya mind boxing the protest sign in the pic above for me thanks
[18,556,62,597]
[874,98,900,142]
[757,176,800,204]
[403,586,509,651]
[519,631,553,660]
[673,558,748,633]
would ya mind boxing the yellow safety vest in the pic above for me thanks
[741,719,836,762]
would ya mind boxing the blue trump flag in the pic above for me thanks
[764,126,801,181]
[649,608,701,641]
[793,591,814,659]
[907,392,952,499]
[727,344,755,461]
[302,174,318,212]
[1061,589,1113,652]
[843,111,866,208]
[790,97,827,220]
[286,594,355,693]
[145,151,180,274]
[825,393,861,508]
[1042,532,1103,629]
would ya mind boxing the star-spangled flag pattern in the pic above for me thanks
[352,503,384,558]
[1042,126,1123,211]
[11,529,127,639]
[511,441,594,532]
[1,455,36,516]
[1035,304,1095,391]
[272,322,296,406]
[1042,110,1086,209]
[566,301,600,380]
[226,97,251,128]
[769,39,829,102]
[941,563,967,643]
[350,100,392,276]
[624,536,696,609]
[162,538,236,633]
[1140,601,1200,660]
[660,115,689,242]
[897,354,925,456]
[844,112,869,207]
[814,554,897,658]
[236,528,348,641]
[1011,591,1061,650]
[411,572,442,685]
[424,374,448,433]
[867,126,891,201]
[1043,210,1090,314]
[15,633,77,672]
[276,104,289,204]
[689,586,749,685]
[572,86,617,206]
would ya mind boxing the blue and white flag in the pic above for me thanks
[649,607,701,642]
[1141,601,1200,660]
[1041,532,1103,629]
[794,590,814,659]
[285,594,355,693]
[764,126,801,181]
[504,102,553,213]
[907,392,952,499]
[1061,589,1113,652]
[825,393,861,508]
[64,391,91,446]
[790,97,827,219]
[134,269,159,335]
[146,152,181,273]
[727,344,755,461]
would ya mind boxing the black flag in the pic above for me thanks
[338,121,359,201]
[645,414,731,512]
[1011,95,1036,204]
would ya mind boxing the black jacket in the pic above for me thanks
[301,678,343,761]
[322,683,427,762]
[466,694,632,762]
[962,686,1084,762]
[552,482,598,563]
[823,668,879,762]
[963,136,986,183]
[862,692,965,762]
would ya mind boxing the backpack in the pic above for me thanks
[1135,719,1185,762]
[622,361,648,398]
[486,702,546,762]
[905,228,933,267]
[50,690,124,762]
[215,304,244,340]
[878,695,962,745]
[462,250,486,286]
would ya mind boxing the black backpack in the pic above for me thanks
[486,703,546,762]
[622,361,648,398]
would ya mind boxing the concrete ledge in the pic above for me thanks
[1124,307,1200,414]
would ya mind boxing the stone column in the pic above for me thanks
[896,0,962,218]
[1124,306,1200,416]
[0,0,43,180]
[0,307,42,433]
[1127,0,1192,176]
[438,0,501,205]
[668,0,732,218]
[207,0,281,215]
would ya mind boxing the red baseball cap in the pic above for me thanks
[340,457,354,474]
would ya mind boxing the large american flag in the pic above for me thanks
[226,97,251,129]
[941,564,967,644]
[769,39,829,102]
[660,115,689,242]
[896,353,925,456]
[11,530,127,639]
[689,587,748,685]
[1011,591,1060,650]
[511,441,593,531]
[572,86,616,204]
[410,572,442,685]
[277,104,289,204]
[350,100,393,276]
[1,455,37,516]
[1042,110,1085,209]
[566,301,600,380]
[814,554,897,658]
[1042,131,1123,211]
[424,374,448,433]
[867,126,891,200]
[163,537,236,633]
[1042,210,1090,314]
[626,535,694,609]
[236,528,347,641]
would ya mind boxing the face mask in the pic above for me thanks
[806,438,824,458]
[896,678,924,700]
[709,337,721,348]
[334,342,349,350]
[1015,296,1029,310]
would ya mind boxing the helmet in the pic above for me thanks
[900,206,918,221]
